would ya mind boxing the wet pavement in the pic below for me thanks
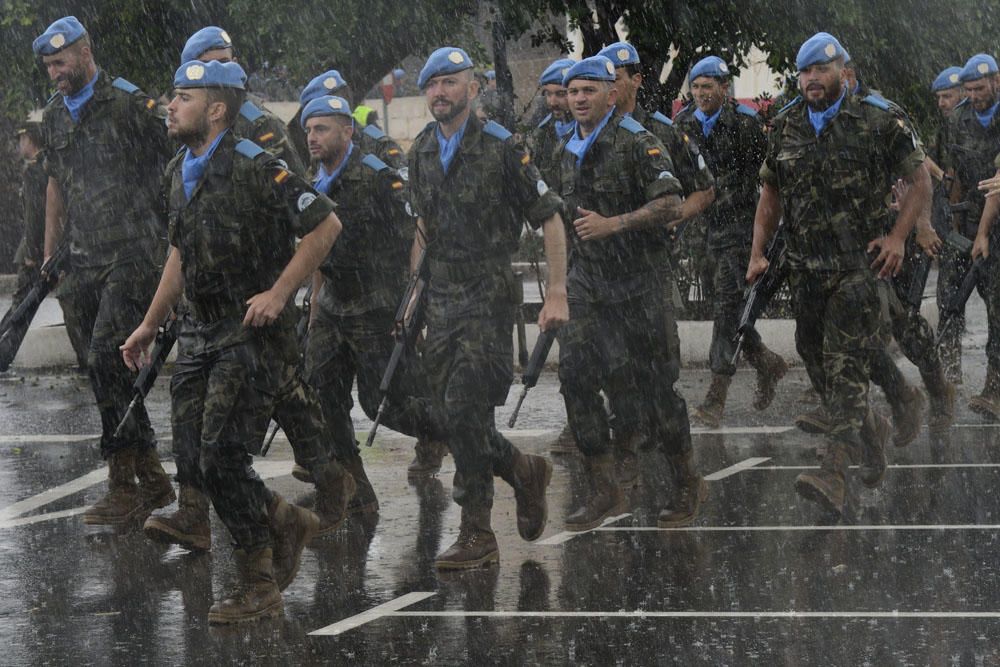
[1,341,1000,664]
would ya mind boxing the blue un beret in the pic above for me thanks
[418,47,473,89]
[181,26,233,64]
[484,70,496,80]
[796,32,850,71]
[174,60,246,90]
[300,70,348,106]
[960,54,999,82]
[393,68,405,80]
[689,56,731,83]
[597,42,640,67]
[562,56,617,87]
[932,66,963,92]
[33,16,87,56]
[300,96,353,128]
[539,58,576,86]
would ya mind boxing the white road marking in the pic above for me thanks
[704,457,771,481]
[691,426,795,435]
[0,506,87,528]
[310,592,438,636]
[536,513,632,546]
[598,524,1000,533]
[389,610,1000,620]
[753,463,1000,471]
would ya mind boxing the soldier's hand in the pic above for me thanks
[120,322,158,372]
[972,234,990,260]
[915,225,942,258]
[538,286,568,332]
[244,290,287,327]
[868,235,905,278]
[745,254,769,285]
[573,207,618,241]
[979,173,1000,199]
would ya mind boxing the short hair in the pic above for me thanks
[205,87,246,126]
[623,64,641,78]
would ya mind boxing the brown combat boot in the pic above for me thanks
[888,382,925,447]
[795,440,848,516]
[746,345,788,411]
[408,439,448,479]
[691,374,731,429]
[924,369,957,436]
[550,423,578,455]
[497,448,553,541]
[82,449,145,526]
[207,547,283,625]
[133,446,176,512]
[565,454,627,532]
[657,452,708,527]
[343,453,379,514]
[795,405,833,434]
[435,506,499,570]
[970,365,1000,421]
[312,461,357,535]
[612,431,640,488]
[291,463,313,484]
[143,485,212,551]
[268,494,321,591]
[858,410,890,487]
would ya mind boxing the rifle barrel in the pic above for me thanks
[507,387,529,428]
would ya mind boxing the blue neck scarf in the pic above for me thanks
[807,87,847,136]
[693,106,722,137]
[436,116,470,174]
[554,118,576,138]
[181,130,229,201]
[63,69,100,123]
[976,100,1000,128]
[565,107,615,167]
[313,142,355,194]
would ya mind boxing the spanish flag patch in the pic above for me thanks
[520,153,531,165]
[388,148,401,156]
[273,169,289,184]
[647,148,661,157]
[146,99,156,110]
[258,132,275,143]
[391,180,404,190]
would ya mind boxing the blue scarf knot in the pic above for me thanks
[565,107,615,167]
[181,130,229,201]
[63,70,100,123]
[313,142,355,194]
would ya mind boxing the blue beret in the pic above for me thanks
[960,54,999,82]
[393,68,405,80]
[597,42,640,67]
[796,32,850,71]
[485,70,496,80]
[932,66,963,92]
[418,47,473,89]
[173,60,246,89]
[562,55,617,86]
[689,55,731,82]
[300,70,348,106]
[33,16,87,56]
[539,58,576,86]
[181,26,233,64]
[300,95,352,128]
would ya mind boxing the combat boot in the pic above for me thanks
[143,485,212,551]
[133,446,176,512]
[794,406,833,434]
[343,453,379,514]
[657,452,708,527]
[207,547,283,625]
[746,345,788,411]
[311,461,357,535]
[970,365,1000,421]
[435,506,499,570]
[550,423,577,455]
[82,449,145,526]
[565,454,627,532]
[691,374,731,429]
[612,431,640,488]
[496,448,553,541]
[408,439,448,479]
[291,464,313,484]
[889,383,926,448]
[795,440,848,516]
[858,410,890,487]
[268,494,321,591]
[924,369,957,436]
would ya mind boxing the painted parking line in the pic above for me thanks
[0,434,99,444]
[536,513,633,546]
[310,592,438,636]
[598,524,1000,533]
[704,457,771,481]
[752,463,1000,471]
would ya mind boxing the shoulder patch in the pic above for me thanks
[362,153,390,173]
[111,77,140,95]
[234,139,266,160]
[538,113,553,128]
[862,94,890,111]
[362,124,386,140]
[239,101,264,122]
[618,116,645,134]
[651,110,673,126]
[482,120,513,141]
[736,103,758,117]
[777,96,803,115]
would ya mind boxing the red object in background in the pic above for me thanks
[671,97,774,117]
[381,73,395,104]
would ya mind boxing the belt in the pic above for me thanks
[427,256,509,282]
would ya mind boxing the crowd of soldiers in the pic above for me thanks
[12,14,1000,626]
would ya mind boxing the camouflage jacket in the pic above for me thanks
[17,157,47,265]
[41,70,170,267]
[314,148,412,314]
[940,99,1000,238]
[235,94,305,176]
[165,131,334,349]
[760,94,925,272]
[527,113,572,187]
[553,112,682,302]
[675,99,766,248]
[631,106,714,197]
[287,107,406,171]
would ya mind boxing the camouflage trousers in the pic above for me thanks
[170,320,298,552]
[559,281,691,458]
[706,244,764,376]
[792,269,880,444]
[60,260,158,458]
[937,248,1000,370]
[270,369,340,473]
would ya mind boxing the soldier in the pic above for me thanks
[121,60,344,624]
[941,54,1000,419]
[408,47,567,570]
[528,58,577,184]
[299,95,448,485]
[674,55,787,429]
[33,17,174,526]
[749,33,931,515]
[553,56,706,530]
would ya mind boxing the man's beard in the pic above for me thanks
[170,115,211,147]
[60,64,91,95]
[431,95,468,123]
[805,82,843,111]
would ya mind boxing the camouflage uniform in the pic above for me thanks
[527,113,574,185]
[408,115,560,510]
[165,133,335,551]
[235,94,305,175]
[288,107,406,172]
[40,71,169,458]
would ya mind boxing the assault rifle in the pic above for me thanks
[731,230,788,366]
[113,313,178,440]
[260,284,313,457]
[507,328,557,428]
[0,241,70,371]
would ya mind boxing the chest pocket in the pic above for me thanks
[189,194,254,275]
